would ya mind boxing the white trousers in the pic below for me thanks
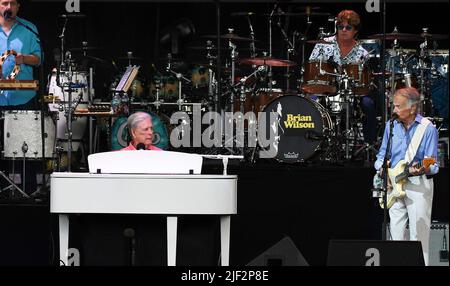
[389,175,434,266]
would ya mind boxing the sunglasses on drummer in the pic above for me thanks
[337,25,354,31]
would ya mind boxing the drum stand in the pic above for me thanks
[0,148,31,199]
[418,31,434,116]
[0,170,30,199]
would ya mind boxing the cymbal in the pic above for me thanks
[80,55,111,66]
[190,63,241,73]
[187,45,265,52]
[358,39,380,44]
[306,39,333,45]
[295,6,322,11]
[200,33,257,42]
[420,32,448,40]
[368,32,422,41]
[69,46,103,52]
[230,12,257,17]
[118,56,143,61]
[263,12,331,17]
[237,57,297,67]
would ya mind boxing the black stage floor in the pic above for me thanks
[0,162,448,266]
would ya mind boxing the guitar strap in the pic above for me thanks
[404,117,431,164]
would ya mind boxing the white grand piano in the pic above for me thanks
[50,151,238,266]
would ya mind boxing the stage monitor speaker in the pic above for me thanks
[429,222,449,266]
[246,236,309,266]
[327,240,424,266]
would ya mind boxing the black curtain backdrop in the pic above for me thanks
[19,0,449,101]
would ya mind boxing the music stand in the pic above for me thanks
[115,65,140,94]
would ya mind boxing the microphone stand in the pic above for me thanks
[381,117,395,241]
[275,17,295,90]
[59,17,68,82]
[246,15,256,58]
[267,3,278,91]
[215,0,221,114]
[380,0,388,123]
[16,19,47,197]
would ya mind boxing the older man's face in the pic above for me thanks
[393,94,416,123]
[131,118,154,147]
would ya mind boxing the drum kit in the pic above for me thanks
[2,8,447,183]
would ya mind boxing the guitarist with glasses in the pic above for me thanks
[374,87,439,265]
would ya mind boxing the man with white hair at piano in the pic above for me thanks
[121,111,162,151]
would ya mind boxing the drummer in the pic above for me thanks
[309,9,377,144]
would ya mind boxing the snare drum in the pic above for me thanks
[301,61,337,95]
[234,88,283,113]
[260,95,333,163]
[343,64,373,96]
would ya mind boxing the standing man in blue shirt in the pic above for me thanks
[0,0,42,199]
[0,0,41,108]
[375,87,439,265]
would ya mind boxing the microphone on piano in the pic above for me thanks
[123,228,136,266]
[136,143,146,150]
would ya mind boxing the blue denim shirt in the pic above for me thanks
[374,114,439,175]
[0,17,41,106]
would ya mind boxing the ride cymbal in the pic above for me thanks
[200,33,257,42]
[368,32,422,41]
[420,32,448,40]
[238,57,296,67]
[262,12,331,17]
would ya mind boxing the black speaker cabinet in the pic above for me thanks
[246,236,309,266]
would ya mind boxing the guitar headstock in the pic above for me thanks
[422,157,436,168]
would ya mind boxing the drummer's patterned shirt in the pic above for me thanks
[309,36,369,66]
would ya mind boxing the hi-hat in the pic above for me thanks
[420,32,448,40]
[368,32,422,41]
[263,12,331,17]
[238,57,296,67]
[200,33,257,42]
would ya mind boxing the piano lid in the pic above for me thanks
[88,150,203,174]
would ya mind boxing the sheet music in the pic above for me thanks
[115,65,139,93]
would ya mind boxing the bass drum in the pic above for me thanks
[261,95,333,163]
[111,111,171,150]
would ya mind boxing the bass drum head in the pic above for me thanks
[261,95,332,163]
[111,111,170,150]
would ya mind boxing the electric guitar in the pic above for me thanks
[374,157,436,209]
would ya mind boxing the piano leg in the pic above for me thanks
[167,216,178,266]
[59,214,70,266]
[220,215,231,266]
